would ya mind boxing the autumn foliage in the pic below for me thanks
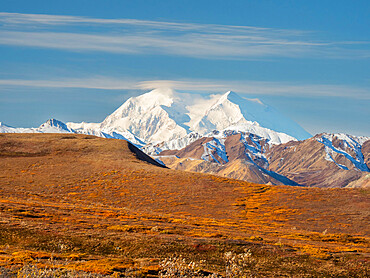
[0,134,368,277]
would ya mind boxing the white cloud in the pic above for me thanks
[0,77,138,90]
[0,77,368,99]
[0,12,368,59]
[0,12,301,34]
[138,79,370,99]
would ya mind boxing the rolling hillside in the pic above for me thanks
[0,134,369,277]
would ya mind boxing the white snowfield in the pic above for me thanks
[142,132,204,155]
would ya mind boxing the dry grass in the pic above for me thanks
[0,133,369,277]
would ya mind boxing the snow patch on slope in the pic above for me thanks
[215,123,296,145]
[201,138,228,164]
[323,145,349,170]
[142,132,203,155]
[317,133,369,172]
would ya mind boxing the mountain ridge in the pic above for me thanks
[1,88,368,187]
[157,131,370,188]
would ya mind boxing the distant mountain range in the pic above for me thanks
[157,132,370,188]
[1,89,369,188]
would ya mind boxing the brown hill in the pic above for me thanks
[160,156,284,185]
[265,136,367,187]
[0,134,369,277]
[363,140,370,168]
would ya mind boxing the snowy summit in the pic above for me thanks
[68,89,311,144]
[1,89,312,146]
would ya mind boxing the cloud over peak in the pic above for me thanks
[0,77,368,100]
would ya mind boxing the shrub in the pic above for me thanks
[224,250,253,278]
[0,264,111,278]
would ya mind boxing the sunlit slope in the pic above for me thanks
[0,134,368,276]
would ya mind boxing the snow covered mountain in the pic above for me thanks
[0,122,15,133]
[266,133,370,187]
[38,119,74,133]
[71,88,310,144]
[157,131,370,187]
[1,89,310,145]
[0,119,73,134]
[191,91,310,140]
[97,88,189,143]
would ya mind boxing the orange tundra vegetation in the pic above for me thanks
[0,134,368,277]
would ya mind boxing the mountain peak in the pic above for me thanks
[218,91,264,107]
[144,88,175,102]
[224,90,237,97]
[219,91,239,102]
[39,119,71,132]
[134,88,175,109]
[66,89,311,143]
[197,90,311,141]
[148,87,174,97]
[221,91,264,106]
[0,122,13,128]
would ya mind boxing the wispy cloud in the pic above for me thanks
[0,77,138,90]
[0,12,302,34]
[137,79,370,99]
[0,77,368,99]
[0,12,368,59]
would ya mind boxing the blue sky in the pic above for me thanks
[0,0,369,136]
